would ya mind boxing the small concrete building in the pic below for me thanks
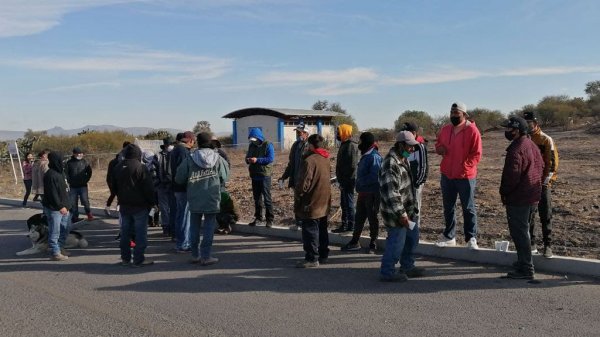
[222,107,342,150]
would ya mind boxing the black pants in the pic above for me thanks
[529,186,552,247]
[507,205,534,274]
[301,217,330,262]
[350,193,379,243]
[22,179,32,206]
[251,177,274,221]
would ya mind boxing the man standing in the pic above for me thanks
[434,102,482,249]
[170,131,195,252]
[295,134,331,268]
[156,136,175,236]
[332,124,359,233]
[400,122,429,277]
[379,131,419,282]
[111,144,156,267]
[175,132,229,266]
[279,122,309,231]
[340,132,382,253]
[42,151,72,261]
[66,147,93,222]
[523,111,560,258]
[105,141,130,216]
[245,128,275,228]
[500,117,543,279]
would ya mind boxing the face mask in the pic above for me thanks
[504,131,516,141]
[401,150,411,158]
[76,154,83,160]
[358,143,368,154]
[450,116,461,126]
[167,145,174,152]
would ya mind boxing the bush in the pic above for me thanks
[468,108,505,133]
[394,110,434,135]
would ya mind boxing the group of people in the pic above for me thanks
[29,100,559,281]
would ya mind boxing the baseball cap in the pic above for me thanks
[500,116,528,133]
[451,101,467,115]
[522,111,537,121]
[294,122,307,132]
[72,147,83,154]
[401,122,418,132]
[395,130,419,145]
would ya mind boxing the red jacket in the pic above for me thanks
[435,121,482,179]
[500,136,544,206]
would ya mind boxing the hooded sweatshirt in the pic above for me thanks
[335,124,359,188]
[435,120,482,180]
[356,146,382,194]
[42,152,71,211]
[111,144,155,212]
[175,148,230,214]
[294,149,332,219]
[246,128,274,179]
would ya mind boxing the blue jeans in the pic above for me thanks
[157,186,174,234]
[380,226,407,277]
[340,185,355,227]
[189,213,218,259]
[44,207,70,256]
[400,220,420,271]
[120,209,148,264]
[251,177,274,221]
[440,175,478,241]
[69,186,91,220]
[174,192,190,250]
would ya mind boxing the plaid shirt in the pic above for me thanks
[379,149,417,228]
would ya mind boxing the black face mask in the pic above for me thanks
[358,142,370,154]
[504,131,516,141]
[450,116,461,126]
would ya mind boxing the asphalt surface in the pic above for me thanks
[1,204,599,337]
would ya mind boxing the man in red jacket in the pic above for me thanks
[499,116,543,279]
[434,102,482,249]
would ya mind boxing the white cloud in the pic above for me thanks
[34,81,121,93]
[261,67,378,85]
[1,45,232,84]
[0,0,144,37]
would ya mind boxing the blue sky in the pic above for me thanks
[1,0,599,133]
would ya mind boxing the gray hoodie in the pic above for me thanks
[174,148,229,213]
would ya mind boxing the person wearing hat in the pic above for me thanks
[434,102,482,250]
[105,141,131,216]
[170,130,195,252]
[379,131,420,282]
[523,110,560,258]
[295,134,332,268]
[340,131,382,253]
[332,124,359,233]
[279,122,309,231]
[499,116,544,279]
[175,132,230,265]
[66,147,93,222]
[245,127,275,227]
[399,121,429,277]
[156,136,175,236]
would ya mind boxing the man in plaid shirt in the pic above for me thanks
[379,131,420,282]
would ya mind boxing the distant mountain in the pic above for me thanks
[0,125,185,141]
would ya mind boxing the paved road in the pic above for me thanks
[1,205,599,337]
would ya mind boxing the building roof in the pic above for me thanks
[222,107,344,119]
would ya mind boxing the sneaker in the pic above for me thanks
[506,270,534,280]
[405,266,426,278]
[189,257,201,264]
[296,260,319,268]
[131,260,154,268]
[175,248,191,254]
[531,243,539,254]
[200,257,219,266]
[340,241,361,251]
[104,207,111,217]
[467,237,479,250]
[366,242,378,254]
[318,257,328,265]
[380,272,408,282]
[265,220,273,228]
[543,246,554,259]
[435,235,456,247]
[87,213,94,221]
[248,218,262,227]
[50,254,68,261]
[120,260,131,266]
[331,225,349,233]
[289,224,299,231]
[60,248,71,257]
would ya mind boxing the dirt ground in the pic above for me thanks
[2,127,599,259]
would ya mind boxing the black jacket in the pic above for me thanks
[170,143,190,192]
[111,144,155,209]
[335,140,359,188]
[65,156,92,188]
[42,152,71,211]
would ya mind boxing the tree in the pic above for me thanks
[18,129,47,155]
[393,110,434,136]
[312,100,359,134]
[468,108,505,133]
[193,121,212,134]
[144,130,172,140]
[364,128,395,142]
[585,80,600,97]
